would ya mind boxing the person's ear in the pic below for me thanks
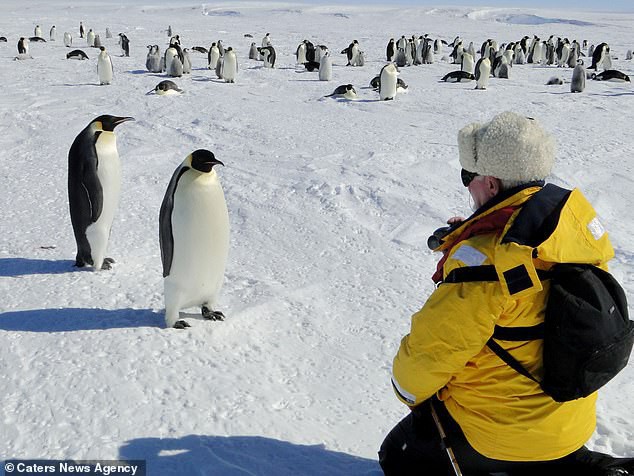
[487,177,501,195]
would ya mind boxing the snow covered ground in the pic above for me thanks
[1,1,633,474]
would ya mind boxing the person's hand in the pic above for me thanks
[446,216,465,225]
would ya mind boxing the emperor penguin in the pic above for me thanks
[474,57,491,90]
[325,84,357,99]
[386,38,395,61]
[63,32,72,47]
[93,35,102,49]
[249,42,259,60]
[164,45,178,73]
[68,115,134,270]
[146,45,161,72]
[87,29,95,47]
[119,33,130,57]
[34,25,42,38]
[571,60,586,93]
[106,28,112,39]
[182,48,192,74]
[262,32,271,47]
[208,43,220,70]
[79,21,85,38]
[97,46,113,85]
[159,149,229,329]
[296,41,307,63]
[17,37,29,55]
[590,43,610,71]
[379,63,399,100]
[319,51,332,81]
[50,26,56,41]
[168,55,184,77]
[147,80,183,95]
[221,47,238,83]
[461,52,474,74]
[259,45,276,68]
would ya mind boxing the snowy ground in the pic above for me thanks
[0,1,633,475]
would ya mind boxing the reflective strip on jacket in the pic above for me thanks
[391,184,615,461]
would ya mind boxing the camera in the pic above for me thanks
[427,222,462,250]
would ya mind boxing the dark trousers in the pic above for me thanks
[379,398,634,476]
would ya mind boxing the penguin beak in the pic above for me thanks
[112,116,135,127]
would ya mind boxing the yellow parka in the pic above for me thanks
[392,183,615,461]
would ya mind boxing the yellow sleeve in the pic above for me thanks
[391,280,504,406]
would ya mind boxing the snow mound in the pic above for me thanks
[465,9,595,26]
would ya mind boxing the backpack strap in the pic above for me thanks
[443,264,551,385]
[485,338,540,385]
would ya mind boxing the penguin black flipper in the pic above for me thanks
[68,128,103,266]
[159,165,189,278]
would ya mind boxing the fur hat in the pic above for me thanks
[458,111,555,182]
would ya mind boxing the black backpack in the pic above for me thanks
[486,263,634,402]
[442,184,634,402]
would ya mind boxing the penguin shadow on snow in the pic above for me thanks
[119,434,382,476]
[0,257,80,277]
[0,307,163,332]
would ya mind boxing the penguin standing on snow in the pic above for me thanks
[571,60,586,93]
[68,115,134,270]
[249,42,259,60]
[17,37,29,55]
[319,51,332,81]
[50,26,56,41]
[220,47,238,82]
[474,57,491,90]
[589,42,609,70]
[118,33,130,57]
[159,149,229,329]
[379,63,399,100]
[64,32,72,47]
[97,46,113,85]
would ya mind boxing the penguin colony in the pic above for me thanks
[5,18,631,328]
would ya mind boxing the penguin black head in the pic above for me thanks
[93,115,135,132]
[190,149,224,173]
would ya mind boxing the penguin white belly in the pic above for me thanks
[297,45,306,63]
[86,133,121,269]
[319,55,332,81]
[223,54,237,82]
[165,174,229,315]
[380,75,397,100]
[98,56,113,85]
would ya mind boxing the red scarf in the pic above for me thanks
[432,206,518,283]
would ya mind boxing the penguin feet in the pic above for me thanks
[100,258,115,270]
[202,306,225,321]
[173,320,191,329]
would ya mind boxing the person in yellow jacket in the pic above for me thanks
[379,111,634,475]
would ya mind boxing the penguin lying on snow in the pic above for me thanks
[324,84,358,100]
[192,46,208,54]
[66,49,89,60]
[591,70,630,82]
[546,76,564,85]
[68,115,134,270]
[147,80,183,95]
[159,149,229,329]
[441,71,474,82]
